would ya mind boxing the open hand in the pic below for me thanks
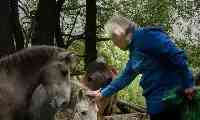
[86,89,101,97]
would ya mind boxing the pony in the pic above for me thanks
[0,45,76,120]
[29,80,98,120]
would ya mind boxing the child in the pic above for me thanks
[81,61,119,118]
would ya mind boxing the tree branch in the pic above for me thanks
[18,0,33,19]
[55,0,66,47]
[116,100,146,113]
[62,5,86,11]
[96,37,110,42]
[63,33,85,39]
[67,8,81,41]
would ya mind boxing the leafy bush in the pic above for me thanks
[163,87,200,120]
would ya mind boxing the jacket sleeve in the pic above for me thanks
[100,59,139,97]
[135,28,194,89]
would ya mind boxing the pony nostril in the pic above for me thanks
[61,101,69,107]
[81,111,87,116]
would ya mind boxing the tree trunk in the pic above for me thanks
[31,0,56,45]
[0,0,15,58]
[85,0,97,67]
[55,0,65,48]
[11,0,25,50]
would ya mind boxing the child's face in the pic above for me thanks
[112,25,129,50]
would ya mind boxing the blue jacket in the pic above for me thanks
[101,27,194,115]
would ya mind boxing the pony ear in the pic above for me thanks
[58,52,79,64]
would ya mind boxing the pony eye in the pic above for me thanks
[61,70,68,76]
[81,111,87,116]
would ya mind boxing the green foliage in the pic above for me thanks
[118,75,145,106]
[97,40,128,70]
[163,87,200,120]
[66,40,86,74]
[98,0,172,30]
[176,41,200,74]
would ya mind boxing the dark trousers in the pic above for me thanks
[150,108,181,120]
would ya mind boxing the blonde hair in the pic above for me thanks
[104,15,137,37]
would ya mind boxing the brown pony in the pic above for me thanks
[0,45,77,120]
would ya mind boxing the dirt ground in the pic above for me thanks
[55,111,149,120]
